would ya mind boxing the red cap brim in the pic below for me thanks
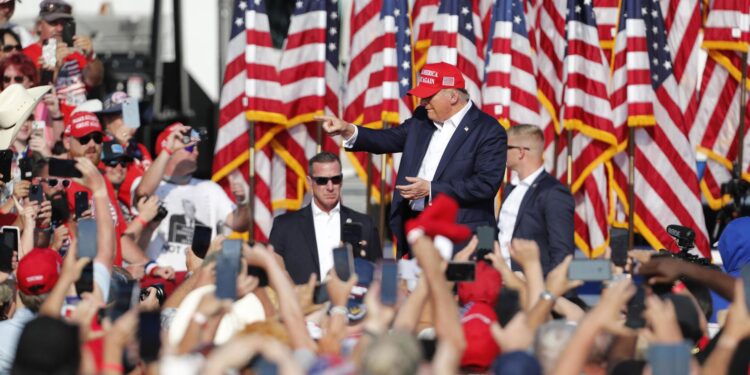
[407,84,441,98]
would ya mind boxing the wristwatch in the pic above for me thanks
[540,291,557,302]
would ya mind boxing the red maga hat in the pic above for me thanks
[407,62,466,98]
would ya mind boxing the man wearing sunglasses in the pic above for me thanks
[269,152,381,284]
[61,112,171,279]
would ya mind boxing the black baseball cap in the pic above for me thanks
[39,0,73,22]
[101,141,133,163]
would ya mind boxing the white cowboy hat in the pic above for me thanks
[0,84,52,150]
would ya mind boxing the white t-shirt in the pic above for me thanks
[148,178,235,270]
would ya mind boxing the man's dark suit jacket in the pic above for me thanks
[503,170,575,275]
[269,204,381,284]
[349,104,507,255]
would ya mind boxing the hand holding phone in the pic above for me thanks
[75,191,89,219]
[191,225,212,259]
[62,20,76,47]
[216,239,242,300]
[475,225,495,261]
[122,97,141,129]
[380,259,398,306]
[48,158,82,178]
[567,259,613,281]
[0,150,13,183]
[76,218,97,259]
[29,184,44,203]
[332,245,354,281]
[445,262,476,282]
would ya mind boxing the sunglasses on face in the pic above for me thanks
[105,159,128,168]
[76,133,104,145]
[2,76,24,84]
[41,178,71,188]
[1,45,21,53]
[311,175,343,185]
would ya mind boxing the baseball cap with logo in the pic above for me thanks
[98,91,129,115]
[17,248,63,295]
[407,62,466,98]
[39,0,73,22]
[64,111,103,138]
[101,141,133,163]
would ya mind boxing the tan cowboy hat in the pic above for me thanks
[0,84,52,150]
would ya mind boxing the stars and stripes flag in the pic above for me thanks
[559,0,618,257]
[690,50,750,210]
[412,0,440,73]
[426,0,485,103]
[593,0,619,62]
[535,0,567,173]
[212,0,280,241]
[270,0,342,213]
[610,0,710,257]
[482,0,541,128]
[344,0,413,204]
[702,0,750,52]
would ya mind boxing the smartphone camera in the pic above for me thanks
[139,283,166,306]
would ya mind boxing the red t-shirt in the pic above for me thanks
[66,177,127,266]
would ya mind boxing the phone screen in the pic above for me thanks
[109,280,137,322]
[48,158,82,178]
[74,263,94,296]
[191,225,212,259]
[76,218,97,259]
[332,245,353,281]
[0,150,12,183]
[75,191,89,219]
[62,20,75,47]
[342,222,363,248]
[215,240,241,300]
[139,311,161,363]
[122,98,141,129]
[51,195,71,226]
[610,228,629,268]
[567,259,613,281]
[625,283,646,329]
[18,158,33,181]
[0,240,12,273]
[380,259,398,306]
[445,262,476,282]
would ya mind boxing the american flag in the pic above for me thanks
[561,0,618,257]
[343,0,413,204]
[426,0,485,104]
[691,51,750,210]
[412,0,440,73]
[610,0,710,256]
[535,0,567,173]
[482,0,540,127]
[273,0,341,212]
[593,0,618,62]
[212,0,281,241]
[702,0,750,52]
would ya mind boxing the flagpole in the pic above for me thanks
[627,127,635,251]
[566,127,573,187]
[248,120,256,243]
[366,156,373,216]
[735,51,748,209]
[378,122,390,247]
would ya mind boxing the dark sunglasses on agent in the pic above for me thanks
[41,178,71,188]
[76,133,104,145]
[311,174,343,185]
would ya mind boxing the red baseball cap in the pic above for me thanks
[155,122,183,155]
[458,261,502,306]
[17,248,63,295]
[407,62,466,98]
[460,302,501,371]
[64,111,104,138]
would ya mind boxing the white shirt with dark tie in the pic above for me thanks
[497,166,545,266]
[311,201,341,278]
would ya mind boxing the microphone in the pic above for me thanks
[666,225,695,242]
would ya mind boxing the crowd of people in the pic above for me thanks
[0,0,747,374]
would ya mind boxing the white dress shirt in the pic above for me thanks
[312,201,341,278]
[497,166,545,266]
[345,101,474,210]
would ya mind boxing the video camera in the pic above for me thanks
[656,224,711,267]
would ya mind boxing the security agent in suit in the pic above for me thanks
[499,125,574,275]
[317,62,506,255]
[268,152,381,284]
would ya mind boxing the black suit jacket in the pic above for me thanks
[268,204,381,284]
[503,170,574,275]
[349,104,507,254]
